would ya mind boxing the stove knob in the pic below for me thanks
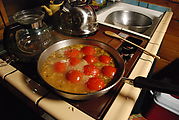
[122,54,132,61]
[122,45,135,54]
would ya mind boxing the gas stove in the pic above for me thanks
[0,24,148,120]
[0,7,172,120]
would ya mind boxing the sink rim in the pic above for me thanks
[104,10,153,27]
[96,2,164,39]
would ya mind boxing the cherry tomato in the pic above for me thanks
[69,57,81,66]
[65,49,80,58]
[81,46,96,55]
[102,66,116,77]
[84,64,99,76]
[66,70,83,83]
[86,77,105,91]
[99,55,111,64]
[54,62,67,73]
[83,55,98,64]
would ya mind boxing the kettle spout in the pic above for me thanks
[41,5,53,16]
[42,1,64,16]
[49,1,64,14]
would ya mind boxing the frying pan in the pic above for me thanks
[37,39,179,100]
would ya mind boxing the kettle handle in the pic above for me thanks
[3,23,24,52]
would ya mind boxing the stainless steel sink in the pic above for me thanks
[105,10,153,33]
[96,2,164,39]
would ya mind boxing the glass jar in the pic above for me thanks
[13,9,52,55]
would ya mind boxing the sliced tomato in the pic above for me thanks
[81,46,96,55]
[102,66,116,78]
[65,49,80,58]
[83,64,99,76]
[54,62,67,73]
[83,55,98,64]
[69,57,81,66]
[99,55,111,64]
[86,77,105,91]
[66,70,83,83]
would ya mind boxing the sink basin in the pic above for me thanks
[96,2,164,39]
[105,10,153,33]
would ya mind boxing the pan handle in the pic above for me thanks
[123,76,179,96]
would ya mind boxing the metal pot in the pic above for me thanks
[105,10,153,33]
[37,39,179,100]
[57,0,98,36]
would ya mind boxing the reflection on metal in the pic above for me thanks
[105,11,153,33]
[97,2,164,39]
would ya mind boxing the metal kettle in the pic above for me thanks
[43,0,98,36]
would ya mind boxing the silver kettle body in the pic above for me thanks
[57,0,98,36]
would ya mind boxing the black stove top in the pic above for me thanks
[0,35,146,120]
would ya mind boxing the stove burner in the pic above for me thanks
[118,37,142,61]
